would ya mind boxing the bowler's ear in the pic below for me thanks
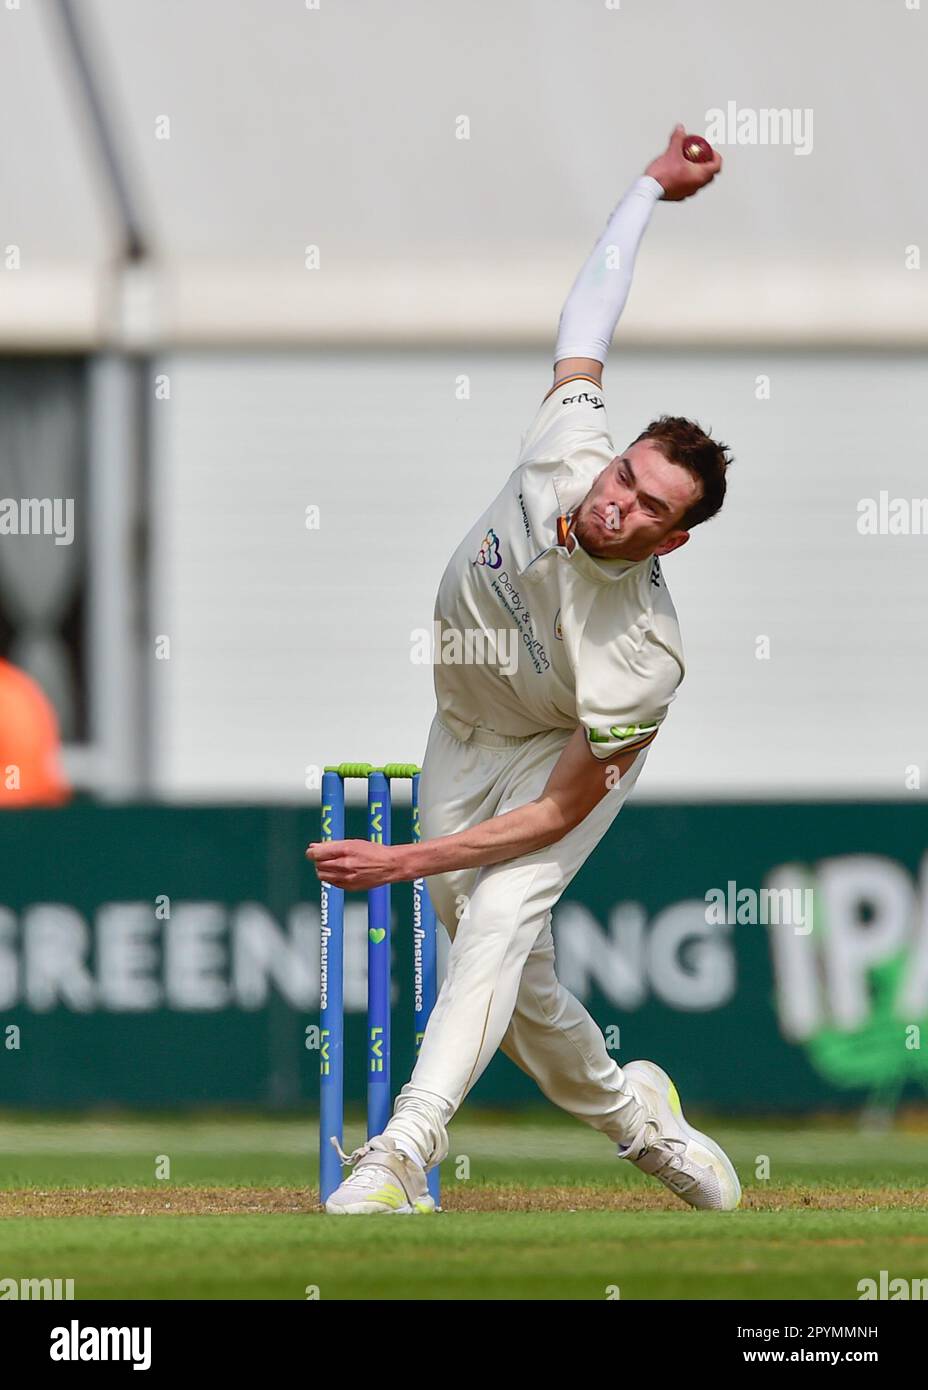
[653,530,690,558]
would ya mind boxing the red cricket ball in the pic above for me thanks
[682,134,713,164]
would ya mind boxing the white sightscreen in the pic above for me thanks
[150,349,928,801]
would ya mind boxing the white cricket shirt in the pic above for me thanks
[432,376,686,761]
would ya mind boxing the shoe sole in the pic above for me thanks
[624,1059,741,1211]
[325,1200,413,1215]
[324,1197,436,1216]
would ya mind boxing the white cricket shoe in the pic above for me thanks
[618,1060,741,1211]
[324,1134,437,1215]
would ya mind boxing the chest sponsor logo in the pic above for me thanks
[474,528,502,570]
[489,570,551,674]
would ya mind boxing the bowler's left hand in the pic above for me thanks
[306,838,403,890]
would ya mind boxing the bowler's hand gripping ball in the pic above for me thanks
[682,134,713,164]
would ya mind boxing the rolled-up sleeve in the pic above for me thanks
[578,627,683,762]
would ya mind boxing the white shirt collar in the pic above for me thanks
[550,472,644,586]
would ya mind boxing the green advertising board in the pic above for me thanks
[1,802,926,1112]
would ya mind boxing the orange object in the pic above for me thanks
[0,658,71,807]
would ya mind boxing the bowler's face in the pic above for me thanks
[570,440,701,562]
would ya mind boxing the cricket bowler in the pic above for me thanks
[308,125,740,1215]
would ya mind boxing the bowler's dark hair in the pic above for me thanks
[631,415,732,529]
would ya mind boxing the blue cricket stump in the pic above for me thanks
[411,771,441,1206]
[319,764,441,1208]
[319,769,345,1208]
[366,770,392,1137]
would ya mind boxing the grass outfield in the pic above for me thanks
[1,1110,927,1300]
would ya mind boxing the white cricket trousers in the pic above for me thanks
[383,712,647,1169]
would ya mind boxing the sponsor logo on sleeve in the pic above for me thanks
[588,722,659,747]
[561,391,604,410]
